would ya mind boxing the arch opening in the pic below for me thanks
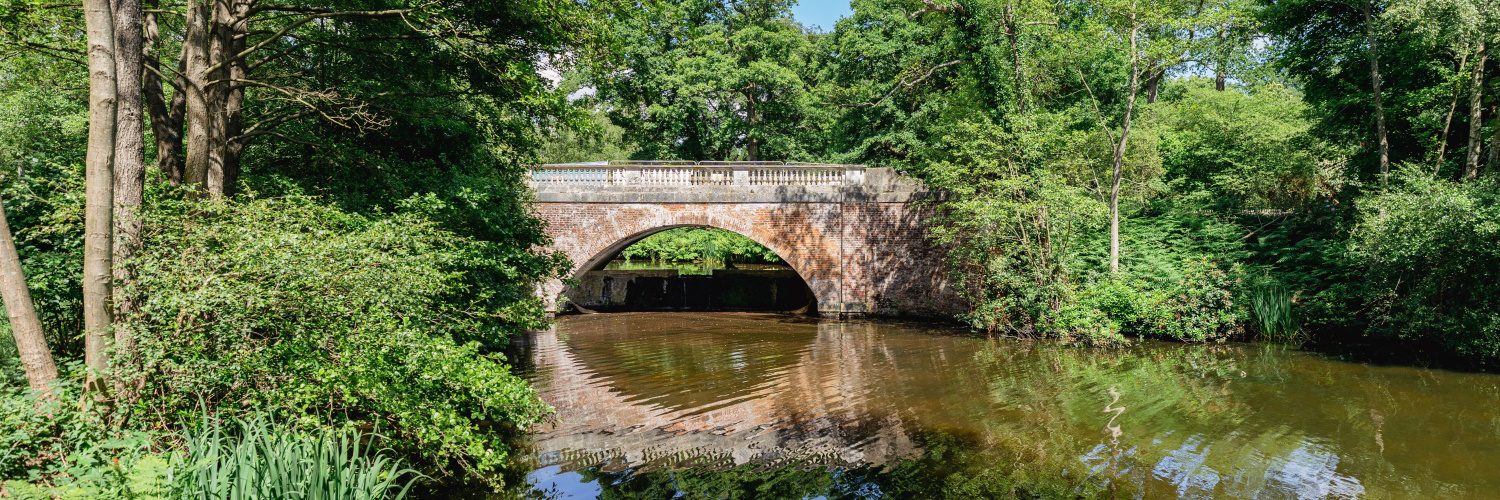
[563,226,818,315]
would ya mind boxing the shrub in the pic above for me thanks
[1157,260,1245,342]
[1078,278,1166,337]
[0,374,169,498]
[1079,259,1244,343]
[120,196,552,487]
[1348,169,1500,361]
[1042,301,1125,346]
[925,121,1108,340]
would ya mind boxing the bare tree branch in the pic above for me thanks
[862,59,962,107]
[204,8,413,74]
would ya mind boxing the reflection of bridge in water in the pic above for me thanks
[524,314,949,470]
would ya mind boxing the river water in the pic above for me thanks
[510,312,1500,499]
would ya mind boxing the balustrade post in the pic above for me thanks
[844,167,864,186]
[620,166,641,186]
[733,166,749,186]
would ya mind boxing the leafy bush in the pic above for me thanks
[1079,259,1244,343]
[1155,80,1345,211]
[925,121,1112,342]
[120,196,552,487]
[1348,169,1500,360]
[1156,259,1245,342]
[1042,301,1125,346]
[2,387,415,500]
[0,374,171,498]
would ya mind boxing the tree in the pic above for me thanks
[1464,39,1486,178]
[1363,0,1391,181]
[117,1,593,198]
[81,0,115,388]
[0,195,58,394]
[1262,0,1494,179]
[1107,3,1141,274]
[591,0,815,160]
[112,0,145,370]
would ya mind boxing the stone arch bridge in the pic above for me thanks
[528,161,959,318]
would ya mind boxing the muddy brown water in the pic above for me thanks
[511,312,1500,498]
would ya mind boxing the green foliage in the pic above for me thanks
[1347,168,1500,360]
[176,415,418,500]
[0,327,20,387]
[0,57,88,354]
[1260,0,1499,179]
[1,387,416,500]
[1079,259,1245,343]
[589,0,817,160]
[619,227,781,264]
[1154,80,1347,210]
[0,375,168,499]
[536,110,635,164]
[1248,280,1302,344]
[924,121,1116,343]
[122,196,552,487]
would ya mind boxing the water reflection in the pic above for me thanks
[518,313,1500,498]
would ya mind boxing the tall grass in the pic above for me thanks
[1249,283,1302,345]
[176,415,419,500]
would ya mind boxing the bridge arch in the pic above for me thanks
[542,206,845,314]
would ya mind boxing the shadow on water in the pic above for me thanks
[477,312,1500,499]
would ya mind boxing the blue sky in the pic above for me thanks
[791,1,853,31]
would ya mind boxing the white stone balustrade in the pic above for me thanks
[528,161,865,188]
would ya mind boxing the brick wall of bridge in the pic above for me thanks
[534,201,961,318]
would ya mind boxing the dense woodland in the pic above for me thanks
[0,0,1497,496]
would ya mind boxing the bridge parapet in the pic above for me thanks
[529,161,866,189]
[529,162,927,204]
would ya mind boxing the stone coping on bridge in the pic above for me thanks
[528,162,933,204]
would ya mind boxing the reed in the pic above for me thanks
[176,415,418,500]
[1249,283,1302,345]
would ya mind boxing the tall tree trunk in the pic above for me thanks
[111,0,146,400]
[0,196,58,395]
[82,0,117,389]
[142,0,184,184]
[1436,52,1469,172]
[182,0,213,192]
[1144,64,1163,103]
[202,0,237,197]
[113,0,144,309]
[212,1,249,195]
[1109,8,1140,275]
[1488,105,1498,172]
[1215,24,1228,91]
[744,91,759,161]
[1465,40,1487,180]
[1004,3,1026,112]
[1363,0,1390,182]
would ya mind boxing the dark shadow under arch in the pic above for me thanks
[563,225,819,314]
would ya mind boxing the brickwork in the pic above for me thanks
[533,200,961,318]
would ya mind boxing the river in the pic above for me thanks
[508,312,1500,498]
